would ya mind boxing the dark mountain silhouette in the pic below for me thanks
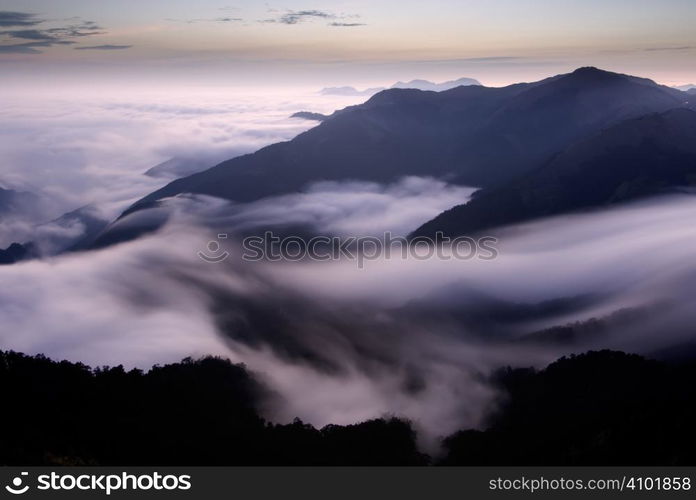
[441,350,696,465]
[398,283,603,341]
[318,77,480,96]
[0,242,36,265]
[3,348,696,465]
[0,186,42,264]
[0,350,426,466]
[290,111,329,121]
[125,68,690,219]
[413,108,696,238]
[144,157,213,179]
[0,205,110,264]
[517,307,653,347]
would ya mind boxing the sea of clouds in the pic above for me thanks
[3,187,696,448]
[0,86,362,247]
[3,86,696,451]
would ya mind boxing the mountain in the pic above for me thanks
[125,68,690,220]
[0,350,427,466]
[413,108,696,238]
[675,84,696,91]
[441,351,696,465]
[0,204,109,264]
[144,157,214,179]
[318,77,480,96]
[46,205,110,252]
[0,242,36,265]
[290,111,329,121]
[319,86,385,96]
[390,77,481,91]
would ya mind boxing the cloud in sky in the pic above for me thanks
[74,44,132,51]
[260,9,363,27]
[0,11,41,27]
[329,22,366,28]
[278,10,333,25]
[0,13,121,54]
[1,19,103,41]
[166,16,243,24]
[46,20,104,38]
[0,42,47,54]
[644,45,694,52]
[1,29,55,40]
[2,4,696,87]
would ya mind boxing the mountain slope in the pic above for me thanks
[290,111,329,121]
[125,68,691,219]
[0,242,35,265]
[413,108,696,238]
[144,157,213,179]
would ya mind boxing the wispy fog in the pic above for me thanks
[2,190,696,447]
[199,176,477,237]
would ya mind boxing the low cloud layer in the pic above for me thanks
[3,191,696,448]
[0,11,41,27]
[74,44,132,51]
[217,176,477,236]
[0,88,364,247]
[3,76,696,450]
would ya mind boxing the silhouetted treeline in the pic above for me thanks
[2,349,696,465]
[442,350,696,465]
[0,351,425,465]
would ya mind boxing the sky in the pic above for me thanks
[1,0,696,88]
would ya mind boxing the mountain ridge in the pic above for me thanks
[89,67,693,247]
[128,68,689,208]
[412,107,696,238]
[318,76,481,96]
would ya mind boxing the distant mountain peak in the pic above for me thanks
[320,77,481,96]
[290,111,329,121]
[393,79,432,86]
[566,66,627,82]
[565,67,666,89]
[572,66,605,74]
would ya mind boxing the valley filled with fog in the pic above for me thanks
[3,72,696,453]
